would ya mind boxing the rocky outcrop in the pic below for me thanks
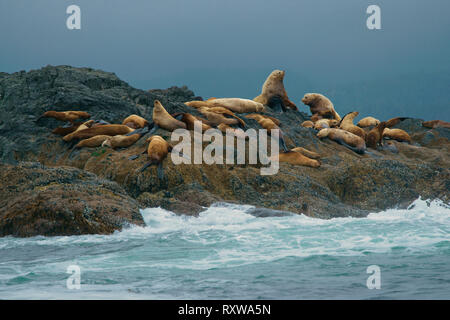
[0,65,449,236]
[0,162,144,237]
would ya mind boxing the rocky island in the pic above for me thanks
[0,65,448,237]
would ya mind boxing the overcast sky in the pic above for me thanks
[1,0,449,119]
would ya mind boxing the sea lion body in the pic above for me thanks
[206,98,265,113]
[422,120,450,129]
[179,113,212,132]
[75,135,110,148]
[317,128,366,154]
[122,114,149,129]
[291,147,321,159]
[253,70,297,110]
[146,135,171,164]
[339,111,366,139]
[153,100,187,131]
[62,120,95,141]
[357,116,380,128]
[102,134,141,149]
[382,128,411,143]
[63,124,134,142]
[301,121,314,128]
[314,119,339,130]
[272,151,320,168]
[39,110,91,123]
[245,114,281,126]
[301,93,341,121]
[366,122,387,149]
[52,123,82,136]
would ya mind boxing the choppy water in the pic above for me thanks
[0,198,449,299]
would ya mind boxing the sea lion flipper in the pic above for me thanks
[157,162,165,180]
[140,162,153,172]
[268,95,286,113]
[279,136,289,152]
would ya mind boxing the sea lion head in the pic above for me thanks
[301,93,317,106]
[316,128,331,138]
[270,69,285,81]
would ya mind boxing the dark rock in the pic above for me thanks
[0,162,145,237]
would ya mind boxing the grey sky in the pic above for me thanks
[1,0,449,120]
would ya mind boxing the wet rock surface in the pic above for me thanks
[0,162,144,237]
[0,65,449,236]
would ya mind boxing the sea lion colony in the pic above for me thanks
[37,69,446,173]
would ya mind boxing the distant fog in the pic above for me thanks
[1,0,449,120]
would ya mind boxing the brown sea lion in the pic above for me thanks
[244,114,281,126]
[138,135,173,178]
[62,120,95,141]
[301,121,314,128]
[422,120,450,129]
[37,110,91,123]
[339,111,366,139]
[75,135,110,148]
[317,128,366,154]
[253,70,297,111]
[153,100,187,131]
[102,133,141,149]
[196,106,246,128]
[314,119,339,130]
[122,114,149,129]
[271,151,320,168]
[366,121,387,149]
[291,147,321,159]
[217,123,247,140]
[205,98,265,113]
[382,128,411,143]
[174,113,212,132]
[357,116,380,128]
[52,123,82,136]
[385,117,410,128]
[63,124,134,142]
[301,93,341,121]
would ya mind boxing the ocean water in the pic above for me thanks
[0,198,449,300]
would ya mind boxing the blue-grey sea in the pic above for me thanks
[0,198,449,299]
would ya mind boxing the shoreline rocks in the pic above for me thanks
[0,65,449,237]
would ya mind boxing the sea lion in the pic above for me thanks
[62,124,135,142]
[382,128,411,143]
[204,98,265,113]
[422,120,450,129]
[291,147,321,159]
[366,121,387,149]
[140,135,173,179]
[196,106,246,128]
[217,123,247,140]
[174,113,212,132]
[62,120,96,141]
[339,111,366,139]
[317,128,366,154]
[385,117,410,128]
[102,133,142,149]
[52,123,82,136]
[153,100,187,131]
[244,114,281,126]
[271,151,320,168]
[357,116,380,128]
[253,70,297,111]
[301,93,341,121]
[75,135,110,148]
[301,121,314,128]
[255,117,289,152]
[122,114,149,129]
[314,119,339,130]
[37,110,90,123]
